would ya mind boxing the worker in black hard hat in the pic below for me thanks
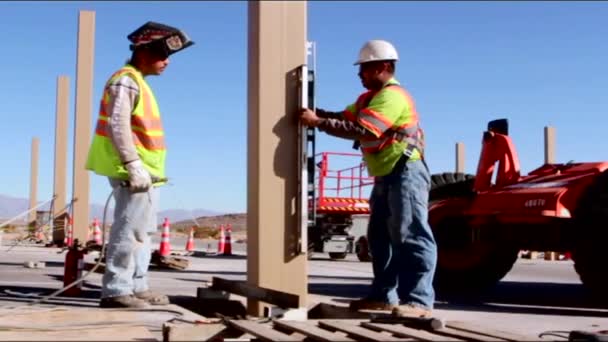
[86,21,194,308]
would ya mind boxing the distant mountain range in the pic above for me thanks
[0,193,224,225]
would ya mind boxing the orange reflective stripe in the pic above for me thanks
[359,108,393,133]
[133,131,165,150]
[343,109,357,122]
[132,115,163,131]
[360,136,391,153]
[95,119,110,137]
[94,116,165,150]
[140,83,160,118]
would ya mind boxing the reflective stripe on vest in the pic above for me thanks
[85,64,166,180]
[93,67,165,151]
[358,85,425,155]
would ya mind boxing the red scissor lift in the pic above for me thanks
[308,151,374,260]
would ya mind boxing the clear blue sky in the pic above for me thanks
[1,1,607,213]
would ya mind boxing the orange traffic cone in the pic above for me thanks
[217,224,225,254]
[91,218,102,245]
[35,227,45,242]
[185,226,195,252]
[223,224,232,256]
[65,216,73,247]
[159,217,172,256]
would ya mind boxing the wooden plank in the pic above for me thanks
[308,302,371,319]
[447,321,539,341]
[211,277,299,309]
[227,320,304,342]
[273,319,356,342]
[318,320,412,342]
[434,327,508,342]
[0,325,156,341]
[362,322,463,342]
[162,322,227,342]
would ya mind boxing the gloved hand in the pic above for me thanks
[125,159,152,192]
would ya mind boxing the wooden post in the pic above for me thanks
[53,76,70,244]
[544,126,556,164]
[544,125,556,261]
[247,1,308,316]
[28,137,39,225]
[455,142,465,173]
[71,10,95,244]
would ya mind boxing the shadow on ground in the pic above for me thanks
[0,285,101,308]
[309,280,608,317]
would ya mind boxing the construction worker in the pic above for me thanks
[299,40,437,317]
[85,22,194,308]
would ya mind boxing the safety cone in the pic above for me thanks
[91,218,102,245]
[158,217,172,256]
[45,225,53,244]
[65,216,74,247]
[217,224,225,254]
[223,224,232,256]
[35,227,45,242]
[185,226,195,252]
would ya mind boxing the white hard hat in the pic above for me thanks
[354,39,399,65]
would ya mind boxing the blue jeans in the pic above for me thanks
[101,178,159,299]
[366,158,437,309]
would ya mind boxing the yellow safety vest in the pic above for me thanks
[344,78,425,176]
[85,64,166,181]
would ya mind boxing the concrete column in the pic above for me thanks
[455,142,465,173]
[71,10,95,243]
[544,126,556,164]
[53,75,70,243]
[28,137,39,225]
[247,1,308,316]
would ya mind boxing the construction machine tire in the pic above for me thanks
[572,171,608,303]
[429,172,520,296]
[329,252,347,260]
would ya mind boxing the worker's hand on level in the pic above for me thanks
[299,108,322,127]
[125,159,152,192]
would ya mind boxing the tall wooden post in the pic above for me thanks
[544,126,557,260]
[28,137,39,225]
[71,10,95,243]
[544,126,556,164]
[247,1,308,316]
[53,76,70,244]
[455,142,465,173]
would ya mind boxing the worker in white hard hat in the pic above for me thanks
[299,39,437,318]
[86,21,194,309]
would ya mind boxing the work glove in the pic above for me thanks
[125,159,152,193]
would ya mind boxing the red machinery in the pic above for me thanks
[307,151,374,260]
[429,118,607,300]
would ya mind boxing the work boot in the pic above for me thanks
[134,290,170,305]
[392,304,433,318]
[99,295,150,309]
[349,298,397,311]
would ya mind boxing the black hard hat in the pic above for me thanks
[128,21,194,57]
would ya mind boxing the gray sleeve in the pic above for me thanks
[105,75,140,164]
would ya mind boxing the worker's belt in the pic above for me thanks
[390,131,424,160]
[352,131,423,157]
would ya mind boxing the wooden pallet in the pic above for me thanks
[164,317,541,341]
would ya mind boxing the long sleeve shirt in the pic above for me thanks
[105,75,140,164]
[315,109,376,140]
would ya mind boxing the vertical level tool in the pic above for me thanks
[298,41,317,255]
